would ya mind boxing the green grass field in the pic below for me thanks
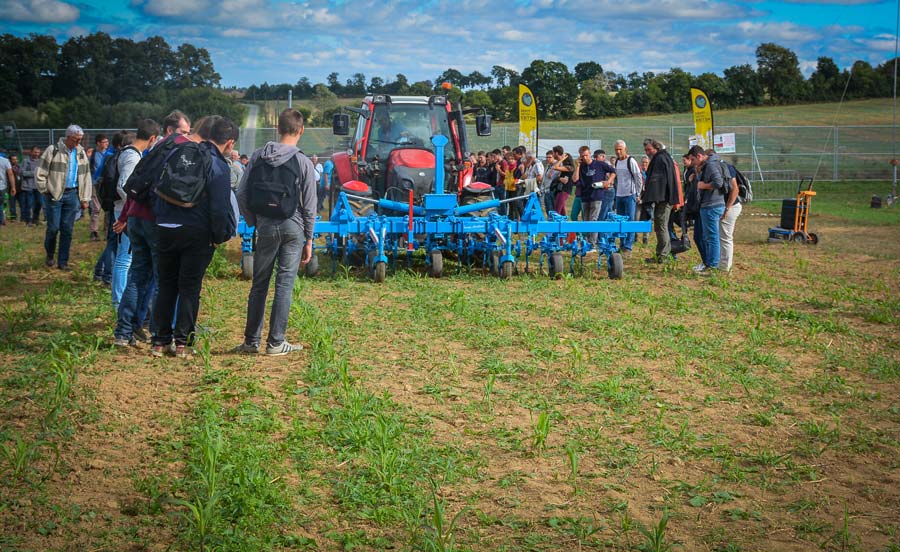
[0,182,898,551]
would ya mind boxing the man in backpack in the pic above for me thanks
[93,132,127,285]
[108,120,158,346]
[36,124,92,270]
[641,138,680,263]
[233,108,317,356]
[686,145,728,273]
[114,111,190,343]
[611,140,643,253]
[151,116,237,358]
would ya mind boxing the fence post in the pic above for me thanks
[833,126,839,181]
[669,127,675,151]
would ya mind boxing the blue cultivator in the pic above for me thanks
[307,135,651,282]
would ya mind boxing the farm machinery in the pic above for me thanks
[242,91,651,281]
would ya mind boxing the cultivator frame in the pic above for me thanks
[307,135,651,282]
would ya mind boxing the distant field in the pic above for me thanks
[240,98,896,180]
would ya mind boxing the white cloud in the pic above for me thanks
[3,0,79,23]
[501,30,528,41]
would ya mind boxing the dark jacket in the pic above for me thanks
[154,141,235,245]
[642,148,678,204]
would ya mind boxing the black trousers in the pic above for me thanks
[152,225,215,346]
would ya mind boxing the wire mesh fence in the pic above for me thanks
[14,124,898,186]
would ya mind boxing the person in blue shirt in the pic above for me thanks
[321,156,334,212]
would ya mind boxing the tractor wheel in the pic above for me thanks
[791,233,807,243]
[430,251,443,278]
[607,252,624,280]
[373,261,387,283]
[500,260,514,280]
[807,232,819,245]
[549,252,564,279]
[304,254,319,277]
[241,253,254,280]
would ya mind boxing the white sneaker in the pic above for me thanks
[692,263,707,273]
[265,341,303,356]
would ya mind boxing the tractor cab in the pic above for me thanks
[331,93,491,210]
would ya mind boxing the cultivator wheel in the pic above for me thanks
[373,261,387,283]
[500,260,514,280]
[430,251,443,278]
[792,233,807,243]
[549,252,564,279]
[807,232,819,245]
[607,252,623,280]
[241,253,253,280]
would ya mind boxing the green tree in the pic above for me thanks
[467,70,491,89]
[756,42,805,104]
[169,43,220,89]
[312,84,339,125]
[580,80,617,118]
[462,89,493,110]
[808,57,843,101]
[487,85,518,120]
[724,64,764,106]
[435,68,466,88]
[693,72,731,109]
[574,61,604,85]
[171,87,244,124]
[409,80,434,95]
[847,61,881,98]
[521,60,578,119]
[490,65,519,88]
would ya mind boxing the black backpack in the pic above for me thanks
[247,156,301,219]
[155,142,212,208]
[124,134,180,205]
[96,147,137,211]
[733,167,752,203]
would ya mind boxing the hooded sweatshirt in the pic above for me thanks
[236,141,318,241]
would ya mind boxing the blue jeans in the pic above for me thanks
[44,189,80,267]
[693,214,706,265]
[94,212,117,282]
[495,186,507,216]
[699,205,725,269]
[18,191,33,224]
[112,224,132,309]
[115,217,158,339]
[614,194,637,251]
[32,190,43,222]
[8,190,16,219]
[244,218,303,347]
[543,189,556,218]
[0,192,6,224]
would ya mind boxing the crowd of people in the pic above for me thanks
[0,114,744,357]
[468,139,743,271]
[0,109,319,358]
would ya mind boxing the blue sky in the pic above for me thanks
[2,0,895,87]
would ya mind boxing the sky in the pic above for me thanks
[1,0,896,88]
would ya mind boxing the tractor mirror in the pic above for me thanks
[475,114,491,137]
[332,113,350,136]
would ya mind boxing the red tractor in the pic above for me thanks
[329,91,493,214]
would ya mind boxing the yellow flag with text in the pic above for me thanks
[518,83,538,155]
[690,88,713,150]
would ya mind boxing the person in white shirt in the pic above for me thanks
[611,140,644,253]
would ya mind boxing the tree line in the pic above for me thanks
[0,32,245,129]
[246,43,897,121]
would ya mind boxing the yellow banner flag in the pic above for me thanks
[518,83,538,155]
[690,87,713,150]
